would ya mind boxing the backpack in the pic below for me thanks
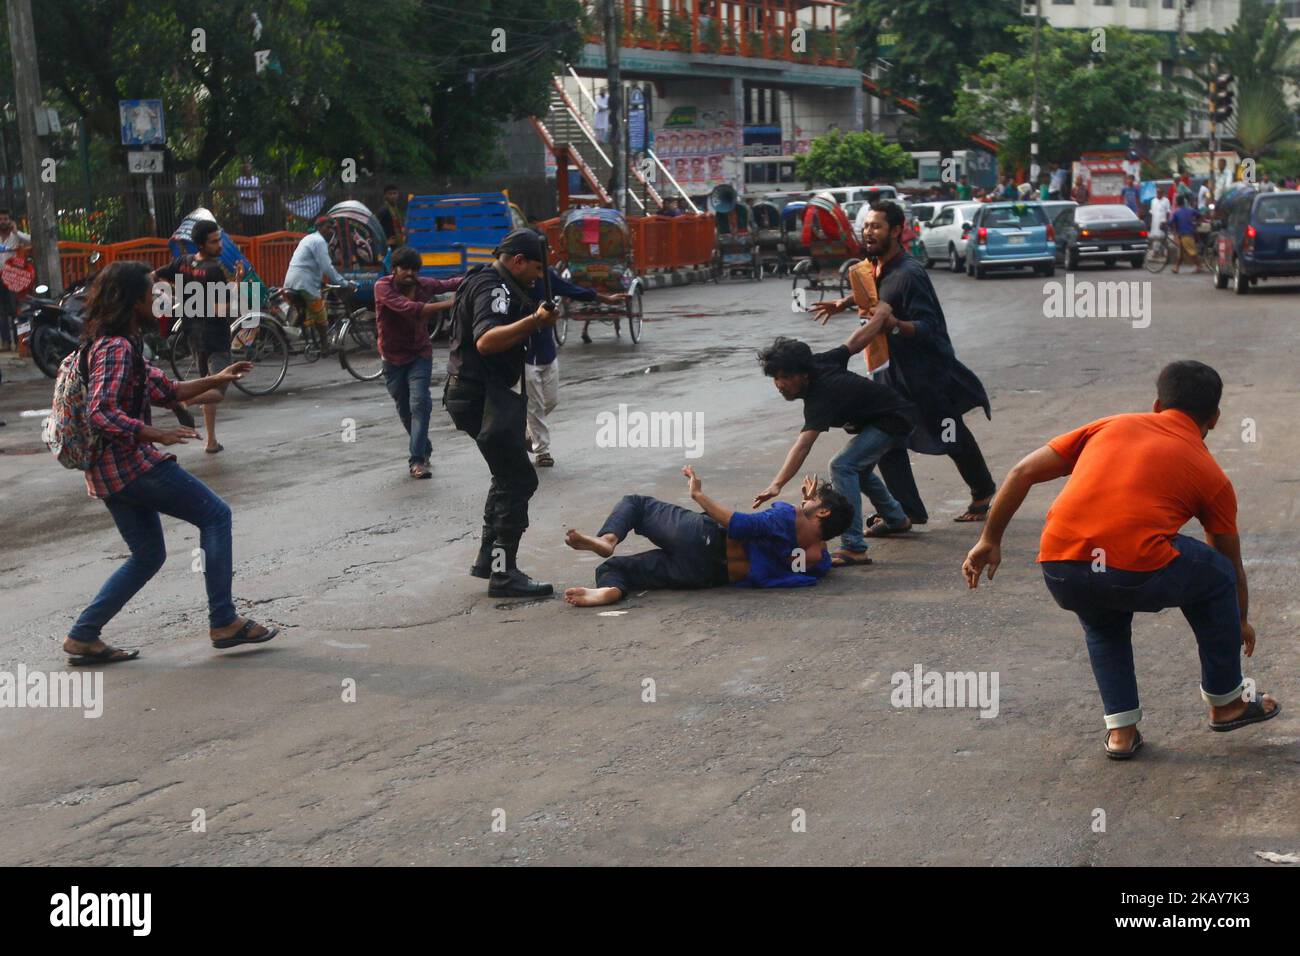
[44,340,146,471]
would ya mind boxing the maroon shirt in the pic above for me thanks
[374,274,464,365]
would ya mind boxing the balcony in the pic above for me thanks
[580,1,855,68]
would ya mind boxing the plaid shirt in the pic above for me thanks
[84,336,179,499]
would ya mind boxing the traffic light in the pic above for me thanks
[1212,72,1234,123]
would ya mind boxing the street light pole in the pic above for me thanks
[7,0,63,295]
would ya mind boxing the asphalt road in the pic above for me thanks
[1,261,1296,865]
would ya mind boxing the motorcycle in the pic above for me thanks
[17,253,100,378]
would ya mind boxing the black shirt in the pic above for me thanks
[154,254,235,353]
[802,346,916,437]
[446,263,533,390]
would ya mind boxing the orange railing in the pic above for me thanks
[246,232,304,287]
[538,213,714,274]
[57,232,308,290]
[587,1,852,67]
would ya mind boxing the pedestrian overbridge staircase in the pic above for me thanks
[530,74,663,212]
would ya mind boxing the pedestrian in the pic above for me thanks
[377,184,405,253]
[1214,157,1234,199]
[1037,173,1050,201]
[753,324,918,568]
[817,200,996,525]
[1148,189,1172,240]
[955,175,972,201]
[963,361,1280,758]
[523,266,626,468]
[562,467,852,608]
[443,229,557,598]
[283,216,351,354]
[234,162,265,236]
[373,246,462,479]
[1257,170,1275,193]
[1049,162,1068,200]
[1072,176,1091,205]
[1170,195,1201,274]
[1120,175,1140,216]
[151,219,245,454]
[0,208,32,351]
[1197,178,1212,213]
[62,260,277,666]
[594,87,610,144]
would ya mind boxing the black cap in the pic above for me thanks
[495,228,545,262]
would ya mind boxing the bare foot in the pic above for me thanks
[564,529,617,558]
[564,586,623,607]
[1210,693,1278,723]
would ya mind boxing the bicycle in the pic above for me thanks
[267,283,384,382]
[168,309,291,396]
[1144,228,1215,274]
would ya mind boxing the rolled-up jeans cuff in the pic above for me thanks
[1200,681,1245,707]
[1103,707,1142,730]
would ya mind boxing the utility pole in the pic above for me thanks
[1029,0,1042,188]
[7,0,63,295]
[1208,61,1217,204]
[602,0,625,213]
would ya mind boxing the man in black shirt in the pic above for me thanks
[755,316,919,567]
[812,200,995,524]
[444,230,557,598]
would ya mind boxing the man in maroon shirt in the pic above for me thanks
[374,246,463,478]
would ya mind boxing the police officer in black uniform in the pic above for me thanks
[444,229,558,598]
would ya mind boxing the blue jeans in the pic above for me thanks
[70,459,236,640]
[384,356,434,465]
[829,426,909,552]
[595,495,729,595]
[1041,534,1244,729]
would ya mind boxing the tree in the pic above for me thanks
[794,130,913,187]
[848,0,1021,149]
[952,26,1189,171]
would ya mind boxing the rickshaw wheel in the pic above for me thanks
[627,289,643,343]
[554,301,570,346]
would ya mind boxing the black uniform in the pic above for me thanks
[444,262,539,574]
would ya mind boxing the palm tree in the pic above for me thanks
[1231,79,1297,158]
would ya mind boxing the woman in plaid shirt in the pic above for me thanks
[64,261,279,665]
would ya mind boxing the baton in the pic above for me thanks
[539,234,556,311]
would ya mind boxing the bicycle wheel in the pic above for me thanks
[230,314,290,396]
[168,331,199,381]
[339,310,385,382]
[1143,237,1170,274]
[1199,237,1216,272]
[627,289,643,343]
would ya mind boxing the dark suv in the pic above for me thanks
[1213,189,1300,294]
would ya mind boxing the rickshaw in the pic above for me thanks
[790,192,863,303]
[553,207,644,345]
[752,199,787,276]
[708,185,762,281]
[165,207,290,395]
[780,201,809,261]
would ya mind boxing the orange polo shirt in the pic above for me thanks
[1038,410,1238,572]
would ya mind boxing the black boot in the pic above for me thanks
[486,538,552,598]
[470,526,497,579]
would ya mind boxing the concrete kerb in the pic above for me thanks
[640,266,714,289]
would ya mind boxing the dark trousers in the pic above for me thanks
[1041,534,1244,728]
[384,356,434,465]
[444,377,537,561]
[878,416,995,523]
[594,495,728,595]
[70,460,236,640]
[0,288,15,347]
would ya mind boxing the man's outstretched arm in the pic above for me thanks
[754,429,819,507]
[684,466,733,527]
[962,445,1072,588]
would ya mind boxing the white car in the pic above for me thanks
[918,202,982,270]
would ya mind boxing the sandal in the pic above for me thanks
[205,443,224,454]
[1104,729,1143,760]
[831,550,874,568]
[211,619,279,650]
[864,515,912,538]
[535,453,554,467]
[954,501,991,522]
[66,644,140,666]
[1209,697,1280,732]
[409,462,432,479]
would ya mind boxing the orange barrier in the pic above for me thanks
[246,231,304,287]
[536,213,714,275]
[58,242,112,287]
[107,238,173,270]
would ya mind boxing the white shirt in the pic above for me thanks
[282,231,345,293]
[1197,184,1211,209]
[0,226,31,268]
[1149,196,1171,237]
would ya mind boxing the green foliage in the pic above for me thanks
[19,0,581,180]
[1232,80,1297,159]
[794,129,913,187]
[952,26,1189,169]
[850,0,1022,148]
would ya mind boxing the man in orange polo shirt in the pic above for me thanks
[961,361,1279,759]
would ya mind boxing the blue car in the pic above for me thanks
[965,202,1056,279]
[1213,188,1300,294]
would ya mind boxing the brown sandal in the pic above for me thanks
[409,462,432,479]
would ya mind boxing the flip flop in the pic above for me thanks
[535,453,554,467]
[409,462,432,479]
[1104,729,1143,760]
[1209,698,1280,732]
[831,551,874,568]
[205,443,224,454]
[211,619,279,650]
[66,645,139,666]
[864,516,912,538]
[954,502,991,522]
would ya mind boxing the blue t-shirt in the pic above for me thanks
[1171,207,1197,236]
[726,501,832,588]
[1121,185,1140,214]
[525,268,597,366]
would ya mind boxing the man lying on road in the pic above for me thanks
[563,466,852,607]
[962,360,1280,759]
